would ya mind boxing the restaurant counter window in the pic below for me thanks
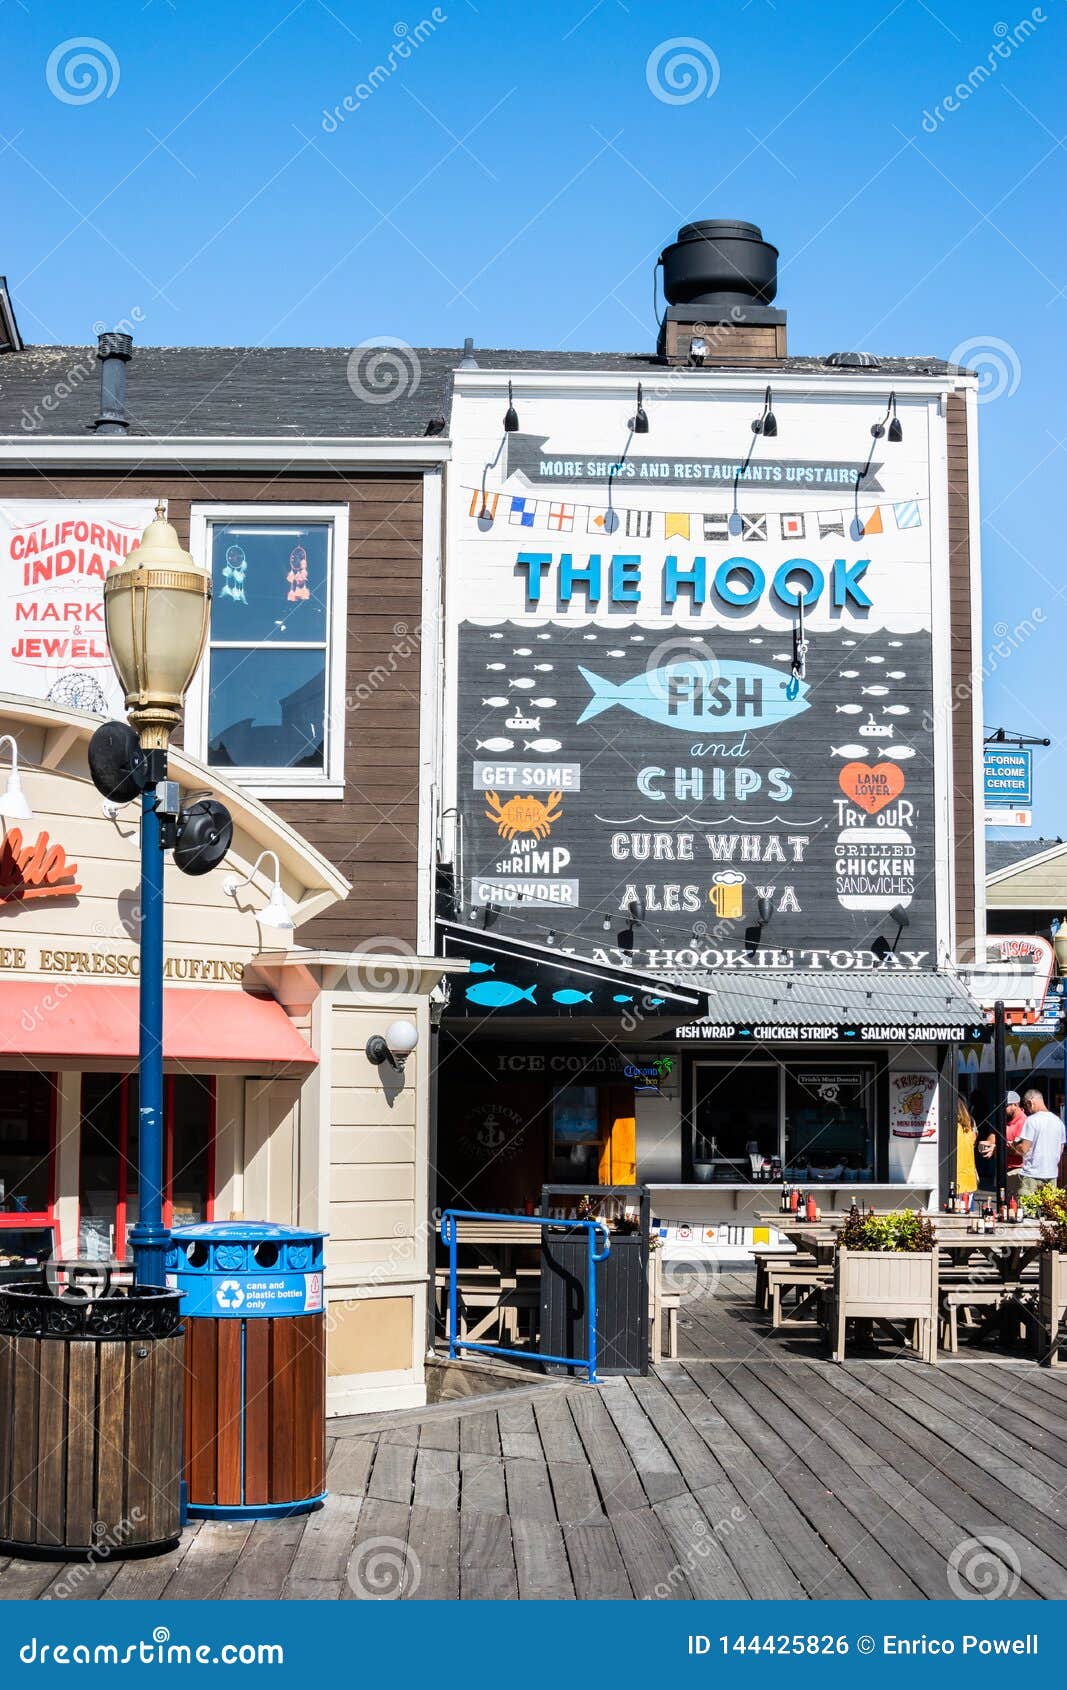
[0,1072,56,1222]
[79,1073,215,1257]
[692,1059,779,1181]
[185,506,349,798]
[784,1067,875,1182]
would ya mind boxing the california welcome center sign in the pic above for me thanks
[0,499,156,715]
[447,385,949,975]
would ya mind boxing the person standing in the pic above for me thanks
[1016,1089,1066,1197]
[1004,1091,1027,1199]
[956,1099,979,1202]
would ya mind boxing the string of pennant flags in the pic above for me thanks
[465,488,926,541]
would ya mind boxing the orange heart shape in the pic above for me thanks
[838,761,905,816]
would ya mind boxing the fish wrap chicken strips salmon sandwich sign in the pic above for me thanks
[446,381,946,976]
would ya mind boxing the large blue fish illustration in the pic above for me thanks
[465,981,537,1008]
[552,989,593,1006]
[576,658,809,732]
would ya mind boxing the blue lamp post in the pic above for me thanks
[103,503,212,1286]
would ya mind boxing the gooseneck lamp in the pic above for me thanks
[103,501,212,1288]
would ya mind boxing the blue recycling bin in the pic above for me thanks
[166,1223,327,1519]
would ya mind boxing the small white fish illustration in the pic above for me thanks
[486,662,506,671]
[836,704,863,715]
[509,677,536,689]
[773,653,790,661]
[885,745,916,760]
[532,696,557,708]
[888,640,903,647]
[537,633,553,641]
[481,696,508,707]
[513,647,532,656]
[831,744,869,758]
[608,649,626,657]
[866,655,885,665]
[841,670,859,678]
[630,634,645,642]
[749,637,764,644]
[888,671,906,679]
[533,663,553,671]
[524,738,562,753]
[883,705,910,716]
[489,632,504,640]
[842,639,857,647]
[583,633,598,641]
[476,737,514,752]
[862,685,889,696]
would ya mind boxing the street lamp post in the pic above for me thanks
[103,503,211,1287]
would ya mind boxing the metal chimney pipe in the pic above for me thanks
[92,331,133,433]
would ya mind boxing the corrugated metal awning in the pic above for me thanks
[671,968,988,1046]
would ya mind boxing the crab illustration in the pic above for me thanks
[485,790,563,841]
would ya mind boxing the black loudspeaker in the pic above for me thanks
[172,799,233,877]
[87,721,148,803]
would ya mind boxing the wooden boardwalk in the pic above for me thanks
[3,1269,1066,1601]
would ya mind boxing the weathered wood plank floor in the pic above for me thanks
[4,1269,1065,1601]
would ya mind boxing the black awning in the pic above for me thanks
[437,920,709,1034]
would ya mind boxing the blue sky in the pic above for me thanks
[6,0,1066,833]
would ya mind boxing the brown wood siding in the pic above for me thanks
[945,396,977,959]
[0,470,426,950]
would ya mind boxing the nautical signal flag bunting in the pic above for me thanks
[464,489,927,539]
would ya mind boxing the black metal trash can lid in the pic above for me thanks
[0,1281,183,1341]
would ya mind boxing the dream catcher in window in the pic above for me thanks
[287,543,310,603]
[220,542,248,603]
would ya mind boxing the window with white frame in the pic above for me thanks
[187,506,348,796]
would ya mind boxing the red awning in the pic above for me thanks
[0,984,316,1070]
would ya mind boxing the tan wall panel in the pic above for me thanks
[330,1123,416,1162]
[327,1237,419,1270]
[329,1198,413,1241]
[326,1295,413,1376]
[329,1162,414,1203]
[329,1080,416,1127]
[329,1047,420,1095]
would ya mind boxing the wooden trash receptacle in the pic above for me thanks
[0,1279,184,1560]
[168,1223,326,1519]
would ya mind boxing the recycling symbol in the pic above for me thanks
[215,1279,244,1310]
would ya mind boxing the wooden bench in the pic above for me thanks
[767,1261,832,1330]
[753,1245,805,1311]
[435,1267,539,1347]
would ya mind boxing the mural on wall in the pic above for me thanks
[0,499,156,715]
[449,390,943,975]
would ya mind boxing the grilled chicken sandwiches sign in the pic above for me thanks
[450,391,941,973]
[0,499,155,714]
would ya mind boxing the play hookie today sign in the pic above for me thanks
[447,386,948,976]
[0,500,156,715]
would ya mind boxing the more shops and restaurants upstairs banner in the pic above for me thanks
[0,499,156,715]
[448,386,950,977]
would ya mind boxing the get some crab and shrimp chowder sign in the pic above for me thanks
[447,381,949,974]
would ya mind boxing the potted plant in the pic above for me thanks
[1036,1187,1067,1367]
[829,1209,937,1363]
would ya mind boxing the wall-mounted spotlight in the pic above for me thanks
[629,383,649,434]
[223,849,294,932]
[752,386,777,438]
[744,896,775,959]
[0,734,33,823]
[871,902,910,964]
[503,381,519,434]
[366,1019,419,1074]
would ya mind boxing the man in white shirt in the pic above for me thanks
[1016,1090,1066,1195]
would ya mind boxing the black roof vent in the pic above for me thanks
[659,220,778,312]
[0,277,22,354]
[825,351,881,369]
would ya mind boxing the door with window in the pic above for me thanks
[79,1073,216,1257]
[0,1072,56,1224]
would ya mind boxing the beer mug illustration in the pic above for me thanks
[709,870,746,919]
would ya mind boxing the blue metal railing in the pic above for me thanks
[439,1208,611,1383]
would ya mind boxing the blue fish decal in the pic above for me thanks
[465,981,537,1008]
[467,961,495,974]
[612,993,634,1003]
[577,658,809,732]
[552,989,593,1006]
[647,998,665,1007]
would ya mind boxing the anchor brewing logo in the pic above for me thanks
[458,1102,525,1164]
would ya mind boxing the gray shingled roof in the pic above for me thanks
[0,343,970,440]
[987,838,1065,876]
[687,967,983,1028]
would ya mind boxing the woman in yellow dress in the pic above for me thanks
[956,1098,978,1200]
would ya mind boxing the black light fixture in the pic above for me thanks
[870,391,902,445]
[601,915,613,932]
[502,380,519,433]
[752,385,777,438]
[744,896,775,959]
[871,902,910,964]
[629,383,649,434]
[366,1019,419,1074]
[545,929,557,947]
